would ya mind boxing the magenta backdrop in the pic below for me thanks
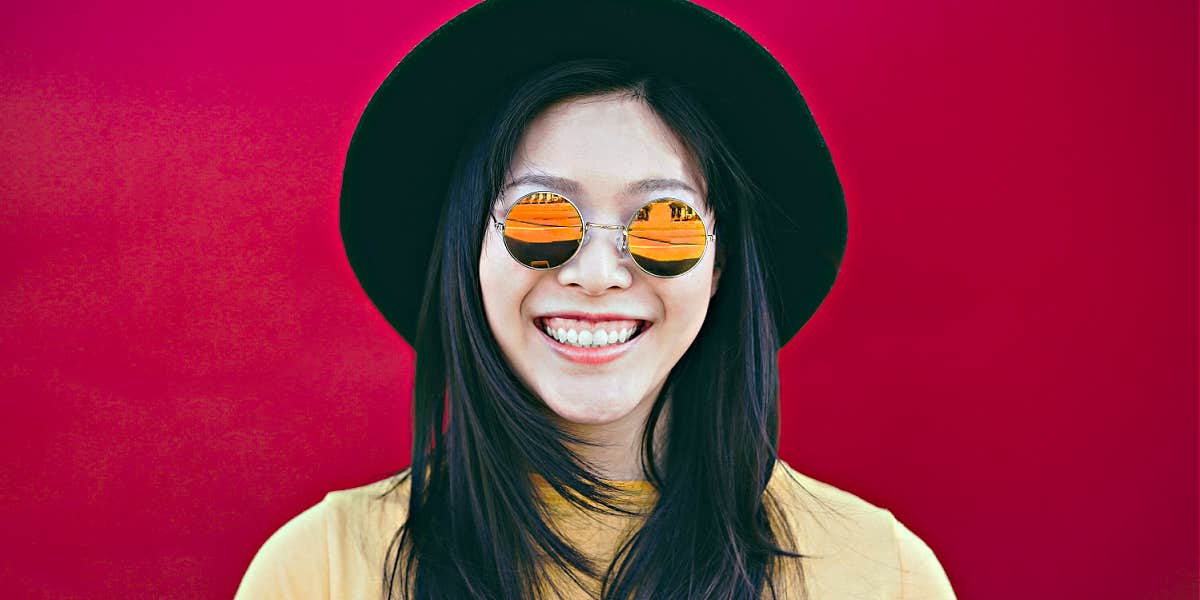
[1,0,1195,598]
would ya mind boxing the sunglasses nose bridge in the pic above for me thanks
[582,222,629,255]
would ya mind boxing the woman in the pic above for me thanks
[236,1,956,598]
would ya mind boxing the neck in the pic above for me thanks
[557,388,670,481]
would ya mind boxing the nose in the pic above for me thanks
[556,225,633,293]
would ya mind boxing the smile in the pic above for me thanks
[533,315,651,364]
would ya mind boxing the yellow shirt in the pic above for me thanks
[235,459,955,599]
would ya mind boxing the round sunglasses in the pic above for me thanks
[490,191,716,278]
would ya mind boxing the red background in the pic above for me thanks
[2,0,1195,597]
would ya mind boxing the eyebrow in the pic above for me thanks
[502,173,580,196]
[502,174,699,198]
[627,177,699,196]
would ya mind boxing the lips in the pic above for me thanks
[532,313,651,359]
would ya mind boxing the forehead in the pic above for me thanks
[506,94,707,210]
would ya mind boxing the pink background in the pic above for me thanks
[2,0,1195,598]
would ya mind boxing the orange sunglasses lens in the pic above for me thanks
[501,192,584,269]
[627,199,708,277]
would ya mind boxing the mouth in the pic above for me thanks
[534,315,651,365]
[533,315,651,349]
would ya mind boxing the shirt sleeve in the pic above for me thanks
[234,497,332,600]
[891,513,957,600]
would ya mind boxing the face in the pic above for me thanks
[479,93,720,430]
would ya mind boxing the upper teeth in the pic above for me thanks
[544,324,638,348]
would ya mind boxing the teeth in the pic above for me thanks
[541,321,641,349]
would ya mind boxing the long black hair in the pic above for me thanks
[381,58,807,599]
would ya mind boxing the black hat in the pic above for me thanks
[340,0,847,348]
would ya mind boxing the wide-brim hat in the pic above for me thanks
[340,0,847,348]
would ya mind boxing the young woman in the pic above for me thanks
[236,1,956,599]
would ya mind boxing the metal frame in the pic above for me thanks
[489,190,716,278]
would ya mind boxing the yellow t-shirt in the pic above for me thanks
[235,459,955,599]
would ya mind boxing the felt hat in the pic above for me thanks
[340,0,847,348]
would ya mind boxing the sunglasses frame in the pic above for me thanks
[490,190,716,279]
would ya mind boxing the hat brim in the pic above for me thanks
[340,0,847,347]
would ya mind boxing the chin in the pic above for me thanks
[540,392,643,426]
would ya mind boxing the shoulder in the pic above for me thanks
[765,459,957,599]
[234,472,412,600]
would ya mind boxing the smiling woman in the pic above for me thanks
[234,1,956,599]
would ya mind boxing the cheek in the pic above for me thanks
[478,241,509,318]
[478,237,531,338]
[660,267,716,337]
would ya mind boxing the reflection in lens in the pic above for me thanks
[627,199,708,277]
[503,192,583,269]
